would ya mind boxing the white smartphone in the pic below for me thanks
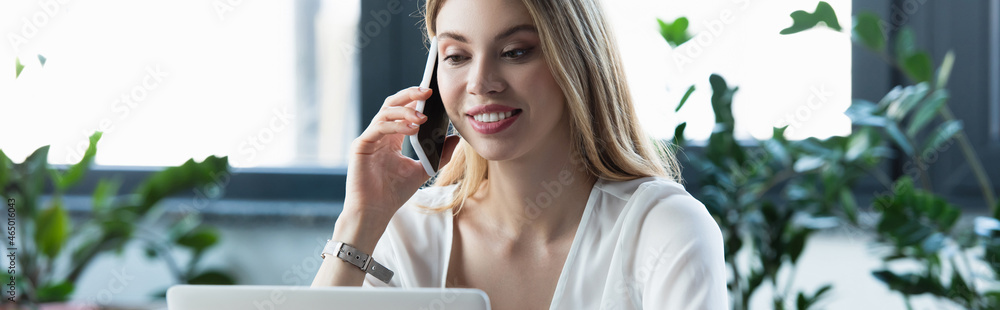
[409,37,451,177]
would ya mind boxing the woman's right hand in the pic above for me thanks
[315,87,457,287]
[343,87,436,226]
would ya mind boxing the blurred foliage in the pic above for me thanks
[665,1,998,309]
[0,132,236,305]
[657,17,692,47]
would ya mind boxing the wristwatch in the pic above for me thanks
[322,240,394,284]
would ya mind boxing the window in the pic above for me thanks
[2,0,359,168]
[604,0,852,141]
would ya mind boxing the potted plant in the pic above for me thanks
[3,58,236,309]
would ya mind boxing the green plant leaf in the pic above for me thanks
[35,200,71,258]
[872,270,946,296]
[52,132,102,190]
[15,57,24,78]
[894,27,916,61]
[852,13,886,52]
[922,120,962,155]
[177,226,219,253]
[0,150,11,195]
[762,136,791,167]
[906,89,948,136]
[780,1,842,35]
[673,122,687,147]
[845,129,871,162]
[676,85,695,112]
[796,284,833,310]
[840,188,858,224]
[787,229,812,264]
[885,83,930,121]
[884,122,914,156]
[658,17,692,47]
[948,268,973,301]
[92,177,121,215]
[132,156,229,214]
[845,99,887,127]
[709,74,737,126]
[186,270,236,285]
[36,281,74,302]
[902,52,933,83]
[995,200,1000,220]
[936,50,955,89]
[793,156,825,173]
[38,54,47,67]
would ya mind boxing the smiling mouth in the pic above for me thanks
[468,109,523,123]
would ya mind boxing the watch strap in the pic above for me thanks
[322,240,394,284]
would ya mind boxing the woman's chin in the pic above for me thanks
[468,142,521,162]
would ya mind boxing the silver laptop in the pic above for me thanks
[166,285,491,310]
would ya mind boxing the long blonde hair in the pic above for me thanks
[421,0,681,212]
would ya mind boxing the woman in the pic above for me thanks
[312,0,727,308]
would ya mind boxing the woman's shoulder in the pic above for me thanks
[596,176,690,203]
[596,177,726,304]
[597,176,707,220]
[598,176,722,254]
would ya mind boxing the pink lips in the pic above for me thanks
[468,112,521,134]
[466,105,522,135]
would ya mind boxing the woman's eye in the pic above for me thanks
[502,48,532,60]
[444,55,468,64]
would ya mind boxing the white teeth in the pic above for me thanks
[473,111,516,123]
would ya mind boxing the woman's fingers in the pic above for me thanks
[382,87,432,109]
[353,87,433,154]
[355,120,417,150]
[375,106,428,124]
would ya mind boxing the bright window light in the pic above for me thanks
[604,0,852,141]
[1,0,360,168]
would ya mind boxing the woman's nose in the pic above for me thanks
[466,59,506,96]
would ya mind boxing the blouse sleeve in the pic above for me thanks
[639,193,729,309]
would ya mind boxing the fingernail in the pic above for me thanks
[416,111,427,119]
[418,87,429,92]
[409,123,419,128]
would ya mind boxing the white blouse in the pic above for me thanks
[362,176,729,309]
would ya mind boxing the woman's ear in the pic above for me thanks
[440,135,461,168]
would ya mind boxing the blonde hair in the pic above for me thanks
[421,0,681,212]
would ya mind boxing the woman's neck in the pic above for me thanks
[464,135,597,245]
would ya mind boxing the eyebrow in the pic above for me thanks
[437,24,537,44]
